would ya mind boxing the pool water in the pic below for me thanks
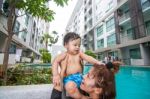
[83,66,150,99]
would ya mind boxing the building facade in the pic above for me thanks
[0,0,49,64]
[66,0,150,65]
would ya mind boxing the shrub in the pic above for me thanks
[0,64,52,86]
[84,50,96,58]
[39,49,51,63]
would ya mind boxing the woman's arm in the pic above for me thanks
[52,52,67,85]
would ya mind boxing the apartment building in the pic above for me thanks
[65,0,85,50]
[0,0,49,64]
[66,0,150,65]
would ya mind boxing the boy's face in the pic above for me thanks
[65,38,81,55]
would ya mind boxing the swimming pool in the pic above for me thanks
[84,66,150,99]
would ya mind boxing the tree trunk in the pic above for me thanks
[46,41,48,50]
[2,2,15,85]
[2,35,13,85]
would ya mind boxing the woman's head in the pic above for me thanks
[81,61,121,98]
[81,65,110,97]
[63,32,81,54]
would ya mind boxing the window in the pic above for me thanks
[130,48,141,59]
[97,52,104,60]
[127,28,133,39]
[106,17,115,32]
[106,0,113,12]
[97,39,104,48]
[9,44,16,54]
[141,0,150,10]
[107,33,116,47]
[25,14,29,26]
[141,0,147,4]
[13,21,20,35]
[21,31,27,42]
[97,25,103,37]
[146,21,150,36]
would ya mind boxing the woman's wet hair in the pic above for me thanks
[106,61,121,73]
[63,32,81,46]
[93,61,121,99]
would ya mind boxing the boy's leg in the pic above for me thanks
[51,85,62,99]
[65,81,82,99]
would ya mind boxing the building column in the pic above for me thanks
[129,0,146,39]
[140,43,150,65]
[0,0,3,10]
[114,10,120,44]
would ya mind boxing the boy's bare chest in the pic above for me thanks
[61,55,81,67]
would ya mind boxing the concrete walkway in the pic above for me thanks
[0,84,53,99]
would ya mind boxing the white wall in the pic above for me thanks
[51,45,66,62]
[140,44,150,65]
[0,54,16,65]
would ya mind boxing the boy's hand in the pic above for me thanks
[53,74,61,86]
[96,61,105,66]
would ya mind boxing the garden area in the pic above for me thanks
[0,64,52,86]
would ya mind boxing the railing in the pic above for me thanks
[142,1,150,11]
[146,27,150,36]
[120,32,134,43]
[119,12,130,23]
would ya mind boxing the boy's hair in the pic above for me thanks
[63,32,81,46]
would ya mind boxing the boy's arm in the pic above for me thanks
[79,51,103,65]
[52,52,67,85]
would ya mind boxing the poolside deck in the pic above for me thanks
[0,84,53,99]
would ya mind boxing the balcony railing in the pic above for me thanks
[120,32,134,43]
[142,1,150,11]
[146,27,150,36]
[119,12,130,24]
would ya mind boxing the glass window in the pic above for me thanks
[21,31,27,42]
[97,25,103,37]
[127,28,133,39]
[106,17,115,32]
[146,21,150,36]
[13,21,20,35]
[107,33,116,47]
[97,39,104,48]
[141,0,150,10]
[141,0,147,4]
[25,14,29,26]
[106,0,113,12]
[9,44,16,54]
[130,48,141,59]
[97,52,104,60]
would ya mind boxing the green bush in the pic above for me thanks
[0,64,52,86]
[85,50,96,58]
[39,49,51,63]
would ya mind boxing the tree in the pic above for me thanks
[1,0,69,85]
[40,31,59,50]
[84,50,97,59]
[39,49,51,63]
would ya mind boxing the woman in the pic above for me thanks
[80,61,121,99]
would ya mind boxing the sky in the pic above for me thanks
[49,0,78,45]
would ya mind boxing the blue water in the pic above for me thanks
[83,66,150,99]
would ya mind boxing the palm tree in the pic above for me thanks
[40,31,59,50]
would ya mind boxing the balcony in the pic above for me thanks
[120,31,134,43]
[119,11,130,25]
[142,0,150,12]
[85,5,92,15]
[85,0,92,8]
[146,25,150,36]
